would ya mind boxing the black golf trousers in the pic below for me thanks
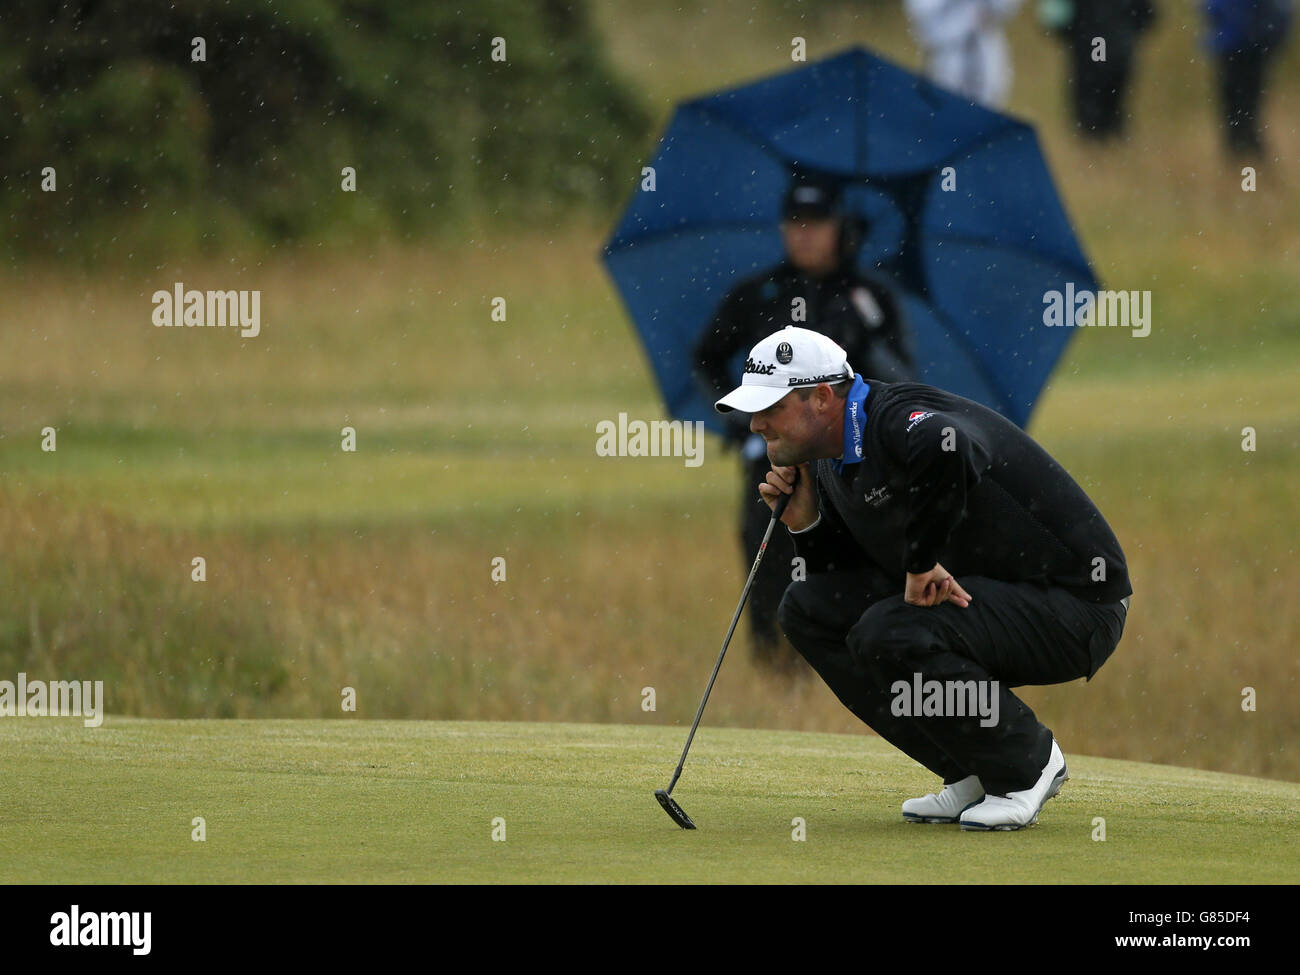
[777,567,1127,796]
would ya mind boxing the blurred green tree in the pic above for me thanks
[0,0,652,258]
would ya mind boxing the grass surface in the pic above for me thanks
[2,717,1294,884]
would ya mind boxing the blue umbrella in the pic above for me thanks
[601,45,1098,433]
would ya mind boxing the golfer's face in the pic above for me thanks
[782,215,839,273]
[750,392,810,466]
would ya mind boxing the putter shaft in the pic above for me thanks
[663,479,797,799]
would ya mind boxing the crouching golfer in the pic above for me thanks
[714,326,1132,830]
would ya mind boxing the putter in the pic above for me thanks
[655,471,799,829]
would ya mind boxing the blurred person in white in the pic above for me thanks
[905,0,1025,109]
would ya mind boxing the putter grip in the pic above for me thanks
[770,468,800,520]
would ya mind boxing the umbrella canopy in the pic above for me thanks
[602,45,1098,433]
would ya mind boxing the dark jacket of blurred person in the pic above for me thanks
[1204,0,1293,155]
[1046,0,1158,139]
[692,172,914,671]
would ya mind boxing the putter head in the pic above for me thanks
[654,789,697,829]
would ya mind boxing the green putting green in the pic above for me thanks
[2,717,1294,883]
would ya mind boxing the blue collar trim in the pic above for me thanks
[832,374,869,475]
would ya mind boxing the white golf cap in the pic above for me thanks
[714,326,854,414]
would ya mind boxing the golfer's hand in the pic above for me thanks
[758,463,817,531]
[905,563,972,608]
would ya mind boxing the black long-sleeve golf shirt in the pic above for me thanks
[791,380,1132,605]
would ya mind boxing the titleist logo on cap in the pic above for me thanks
[744,357,777,375]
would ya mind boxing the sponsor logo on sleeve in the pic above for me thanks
[906,410,934,432]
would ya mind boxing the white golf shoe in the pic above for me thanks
[902,774,984,824]
[959,739,1068,831]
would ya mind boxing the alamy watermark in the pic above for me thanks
[50,906,150,955]
[891,673,999,728]
[0,673,104,727]
[1043,283,1151,338]
[596,413,704,468]
[152,282,261,337]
